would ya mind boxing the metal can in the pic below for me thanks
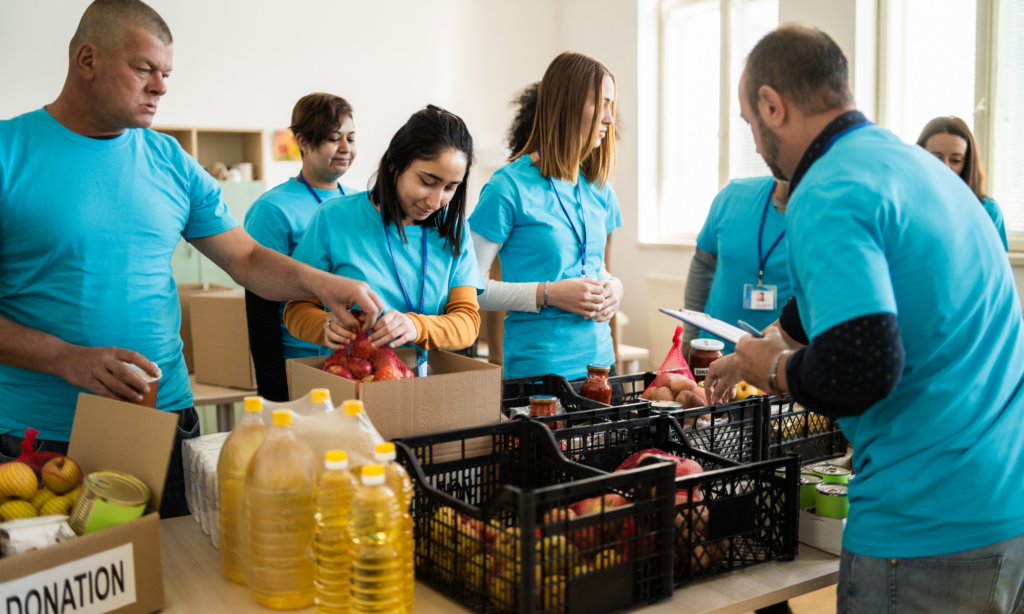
[811,463,852,484]
[69,471,150,536]
[815,482,849,519]
[529,395,560,430]
[800,474,824,509]
[650,401,683,413]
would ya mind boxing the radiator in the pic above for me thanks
[645,273,688,369]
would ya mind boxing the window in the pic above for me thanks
[992,0,1024,238]
[654,0,778,242]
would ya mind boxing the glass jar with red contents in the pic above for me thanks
[689,339,725,383]
[579,364,613,405]
[529,395,560,430]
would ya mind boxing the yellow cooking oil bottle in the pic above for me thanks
[217,396,268,584]
[310,388,335,414]
[245,409,318,609]
[313,450,358,614]
[349,465,403,614]
[374,443,414,614]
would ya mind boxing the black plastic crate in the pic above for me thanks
[593,372,769,464]
[395,419,678,614]
[768,397,848,465]
[503,374,608,417]
[547,415,800,588]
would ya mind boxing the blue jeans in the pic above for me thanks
[837,533,1024,613]
[0,407,200,519]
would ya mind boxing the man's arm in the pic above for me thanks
[188,227,384,331]
[0,315,158,402]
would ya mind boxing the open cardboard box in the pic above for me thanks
[287,349,502,442]
[0,394,177,614]
[177,282,231,373]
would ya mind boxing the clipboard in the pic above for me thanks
[659,308,750,345]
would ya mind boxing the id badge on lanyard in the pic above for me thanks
[382,209,430,376]
[744,182,784,311]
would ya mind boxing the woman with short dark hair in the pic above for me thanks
[244,92,359,400]
[917,116,1008,250]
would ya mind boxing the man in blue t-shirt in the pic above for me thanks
[706,25,1024,613]
[0,0,383,517]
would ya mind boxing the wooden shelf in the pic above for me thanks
[153,126,265,180]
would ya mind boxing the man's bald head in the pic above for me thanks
[744,24,853,117]
[69,0,172,59]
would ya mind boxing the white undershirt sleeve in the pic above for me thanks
[472,231,541,313]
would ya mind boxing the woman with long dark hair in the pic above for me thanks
[244,93,360,400]
[917,116,1008,249]
[470,52,624,381]
[283,105,483,359]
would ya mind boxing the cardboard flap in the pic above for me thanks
[67,394,178,512]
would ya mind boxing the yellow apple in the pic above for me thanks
[30,488,57,510]
[39,495,74,517]
[65,486,83,503]
[0,500,38,521]
[734,381,757,401]
[41,457,82,495]
[0,462,39,500]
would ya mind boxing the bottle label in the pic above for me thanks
[694,368,708,377]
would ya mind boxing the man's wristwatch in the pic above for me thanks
[767,349,791,399]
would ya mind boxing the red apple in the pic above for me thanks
[350,339,376,362]
[326,364,354,380]
[348,357,372,379]
[373,365,403,382]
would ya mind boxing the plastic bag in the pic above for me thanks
[640,327,704,402]
[14,429,84,496]
[322,331,415,382]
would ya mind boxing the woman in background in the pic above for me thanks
[284,106,483,363]
[470,52,624,381]
[917,116,1008,250]
[244,93,359,400]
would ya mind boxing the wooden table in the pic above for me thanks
[189,374,256,432]
[160,517,839,614]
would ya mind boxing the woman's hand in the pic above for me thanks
[594,279,623,322]
[704,354,742,405]
[369,310,419,349]
[545,278,605,318]
[324,313,358,351]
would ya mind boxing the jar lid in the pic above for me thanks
[811,464,852,477]
[529,395,557,404]
[587,364,611,373]
[691,339,725,351]
[815,482,848,497]
[799,474,824,486]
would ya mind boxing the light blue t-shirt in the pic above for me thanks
[696,176,791,354]
[244,178,359,360]
[291,192,483,334]
[981,196,1009,251]
[469,156,624,381]
[787,124,1024,558]
[0,108,239,440]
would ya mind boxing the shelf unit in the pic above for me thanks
[153,126,265,180]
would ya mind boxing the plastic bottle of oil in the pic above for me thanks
[217,396,268,585]
[314,450,358,614]
[374,443,414,614]
[246,409,317,609]
[349,465,403,614]
[310,388,335,414]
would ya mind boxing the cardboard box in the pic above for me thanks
[287,349,502,442]
[191,289,256,389]
[799,509,846,556]
[177,283,231,373]
[0,394,177,614]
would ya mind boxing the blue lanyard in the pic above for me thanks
[297,171,344,204]
[538,152,589,278]
[381,199,428,315]
[757,182,786,287]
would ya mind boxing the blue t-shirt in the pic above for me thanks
[469,156,624,380]
[981,196,1008,251]
[244,178,359,360]
[787,124,1024,558]
[696,176,791,354]
[291,192,483,332]
[0,108,239,440]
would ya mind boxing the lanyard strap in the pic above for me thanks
[539,151,589,278]
[297,171,344,204]
[382,204,428,315]
[757,181,786,287]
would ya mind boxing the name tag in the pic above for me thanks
[744,284,777,310]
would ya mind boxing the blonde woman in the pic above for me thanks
[469,52,623,380]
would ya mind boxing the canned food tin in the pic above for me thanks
[811,463,852,484]
[650,401,683,413]
[815,482,849,519]
[69,471,150,535]
[800,474,824,509]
